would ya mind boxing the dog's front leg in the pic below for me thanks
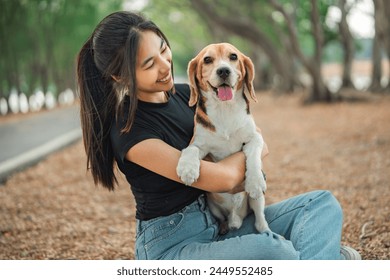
[177,145,207,186]
[249,196,269,232]
[242,133,266,199]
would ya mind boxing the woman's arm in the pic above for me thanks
[126,139,246,193]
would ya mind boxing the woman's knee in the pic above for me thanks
[313,190,343,221]
[256,231,300,260]
[274,242,300,260]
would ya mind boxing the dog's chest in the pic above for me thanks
[207,134,244,160]
[195,107,255,160]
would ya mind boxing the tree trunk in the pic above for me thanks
[380,0,390,92]
[189,0,295,92]
[309,0,333,101]
[270,0,333,102]
[338,0,355,89]
[370,33,383,91]
[308,63,332,102]
[370,0,385,92]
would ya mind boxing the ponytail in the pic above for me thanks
[77,38,117,190]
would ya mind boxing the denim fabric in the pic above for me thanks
[135,190,343,260]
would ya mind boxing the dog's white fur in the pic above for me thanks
[176,43,269,233]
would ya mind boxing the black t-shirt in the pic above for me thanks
[110,84,205,220]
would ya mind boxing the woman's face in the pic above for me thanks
[135,30,173,101]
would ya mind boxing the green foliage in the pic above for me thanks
[0,0,122,96]
[138,0,279,75]
[0,0,371,97]
[139,0,212,76]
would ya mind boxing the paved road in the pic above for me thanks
[0,105,82,182]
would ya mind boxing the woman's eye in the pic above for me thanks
[230,53,238,61]
[204,56,213,64]
[146,62,154,69]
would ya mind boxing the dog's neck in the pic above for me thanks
[195,87,251,133]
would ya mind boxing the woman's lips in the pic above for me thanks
[157,73,171,83]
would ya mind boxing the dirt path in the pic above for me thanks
[1,92,389,259]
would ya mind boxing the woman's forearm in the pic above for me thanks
[193,152,246,192]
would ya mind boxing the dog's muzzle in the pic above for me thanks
[217,67,231,80]
[208,67,235,101]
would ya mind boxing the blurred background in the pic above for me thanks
[0,0,389,115]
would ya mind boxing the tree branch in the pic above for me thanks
[189,0,287,78]
[269,0,311,71]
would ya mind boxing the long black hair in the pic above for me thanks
[77,11,173,190]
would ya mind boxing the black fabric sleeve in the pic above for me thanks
[111,119,163,165]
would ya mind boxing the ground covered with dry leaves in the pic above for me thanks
[1,91,389,260]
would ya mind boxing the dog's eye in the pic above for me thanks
[204,56,213,64]
[230,53,238,61]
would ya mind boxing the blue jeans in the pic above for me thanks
[135,190,343,260]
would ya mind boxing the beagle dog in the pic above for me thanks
[176,43,269,233]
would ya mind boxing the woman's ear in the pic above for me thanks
[187,58,200,107]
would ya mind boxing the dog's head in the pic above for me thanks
[187,43,256,107]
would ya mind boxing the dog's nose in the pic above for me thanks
[217,67,230,80]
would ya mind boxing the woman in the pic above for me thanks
[77,11,360,260]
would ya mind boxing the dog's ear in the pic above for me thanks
[187,57,200,107]
[241,54,257,102]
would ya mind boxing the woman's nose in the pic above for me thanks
[160,54,171,71]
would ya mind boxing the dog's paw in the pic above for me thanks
[244,181,262,199]
[228,212,244,230]
[176,157,200,186]
[245,174,267,199]
[255,216,270,233]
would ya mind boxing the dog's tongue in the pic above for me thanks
[217,86,233,101]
